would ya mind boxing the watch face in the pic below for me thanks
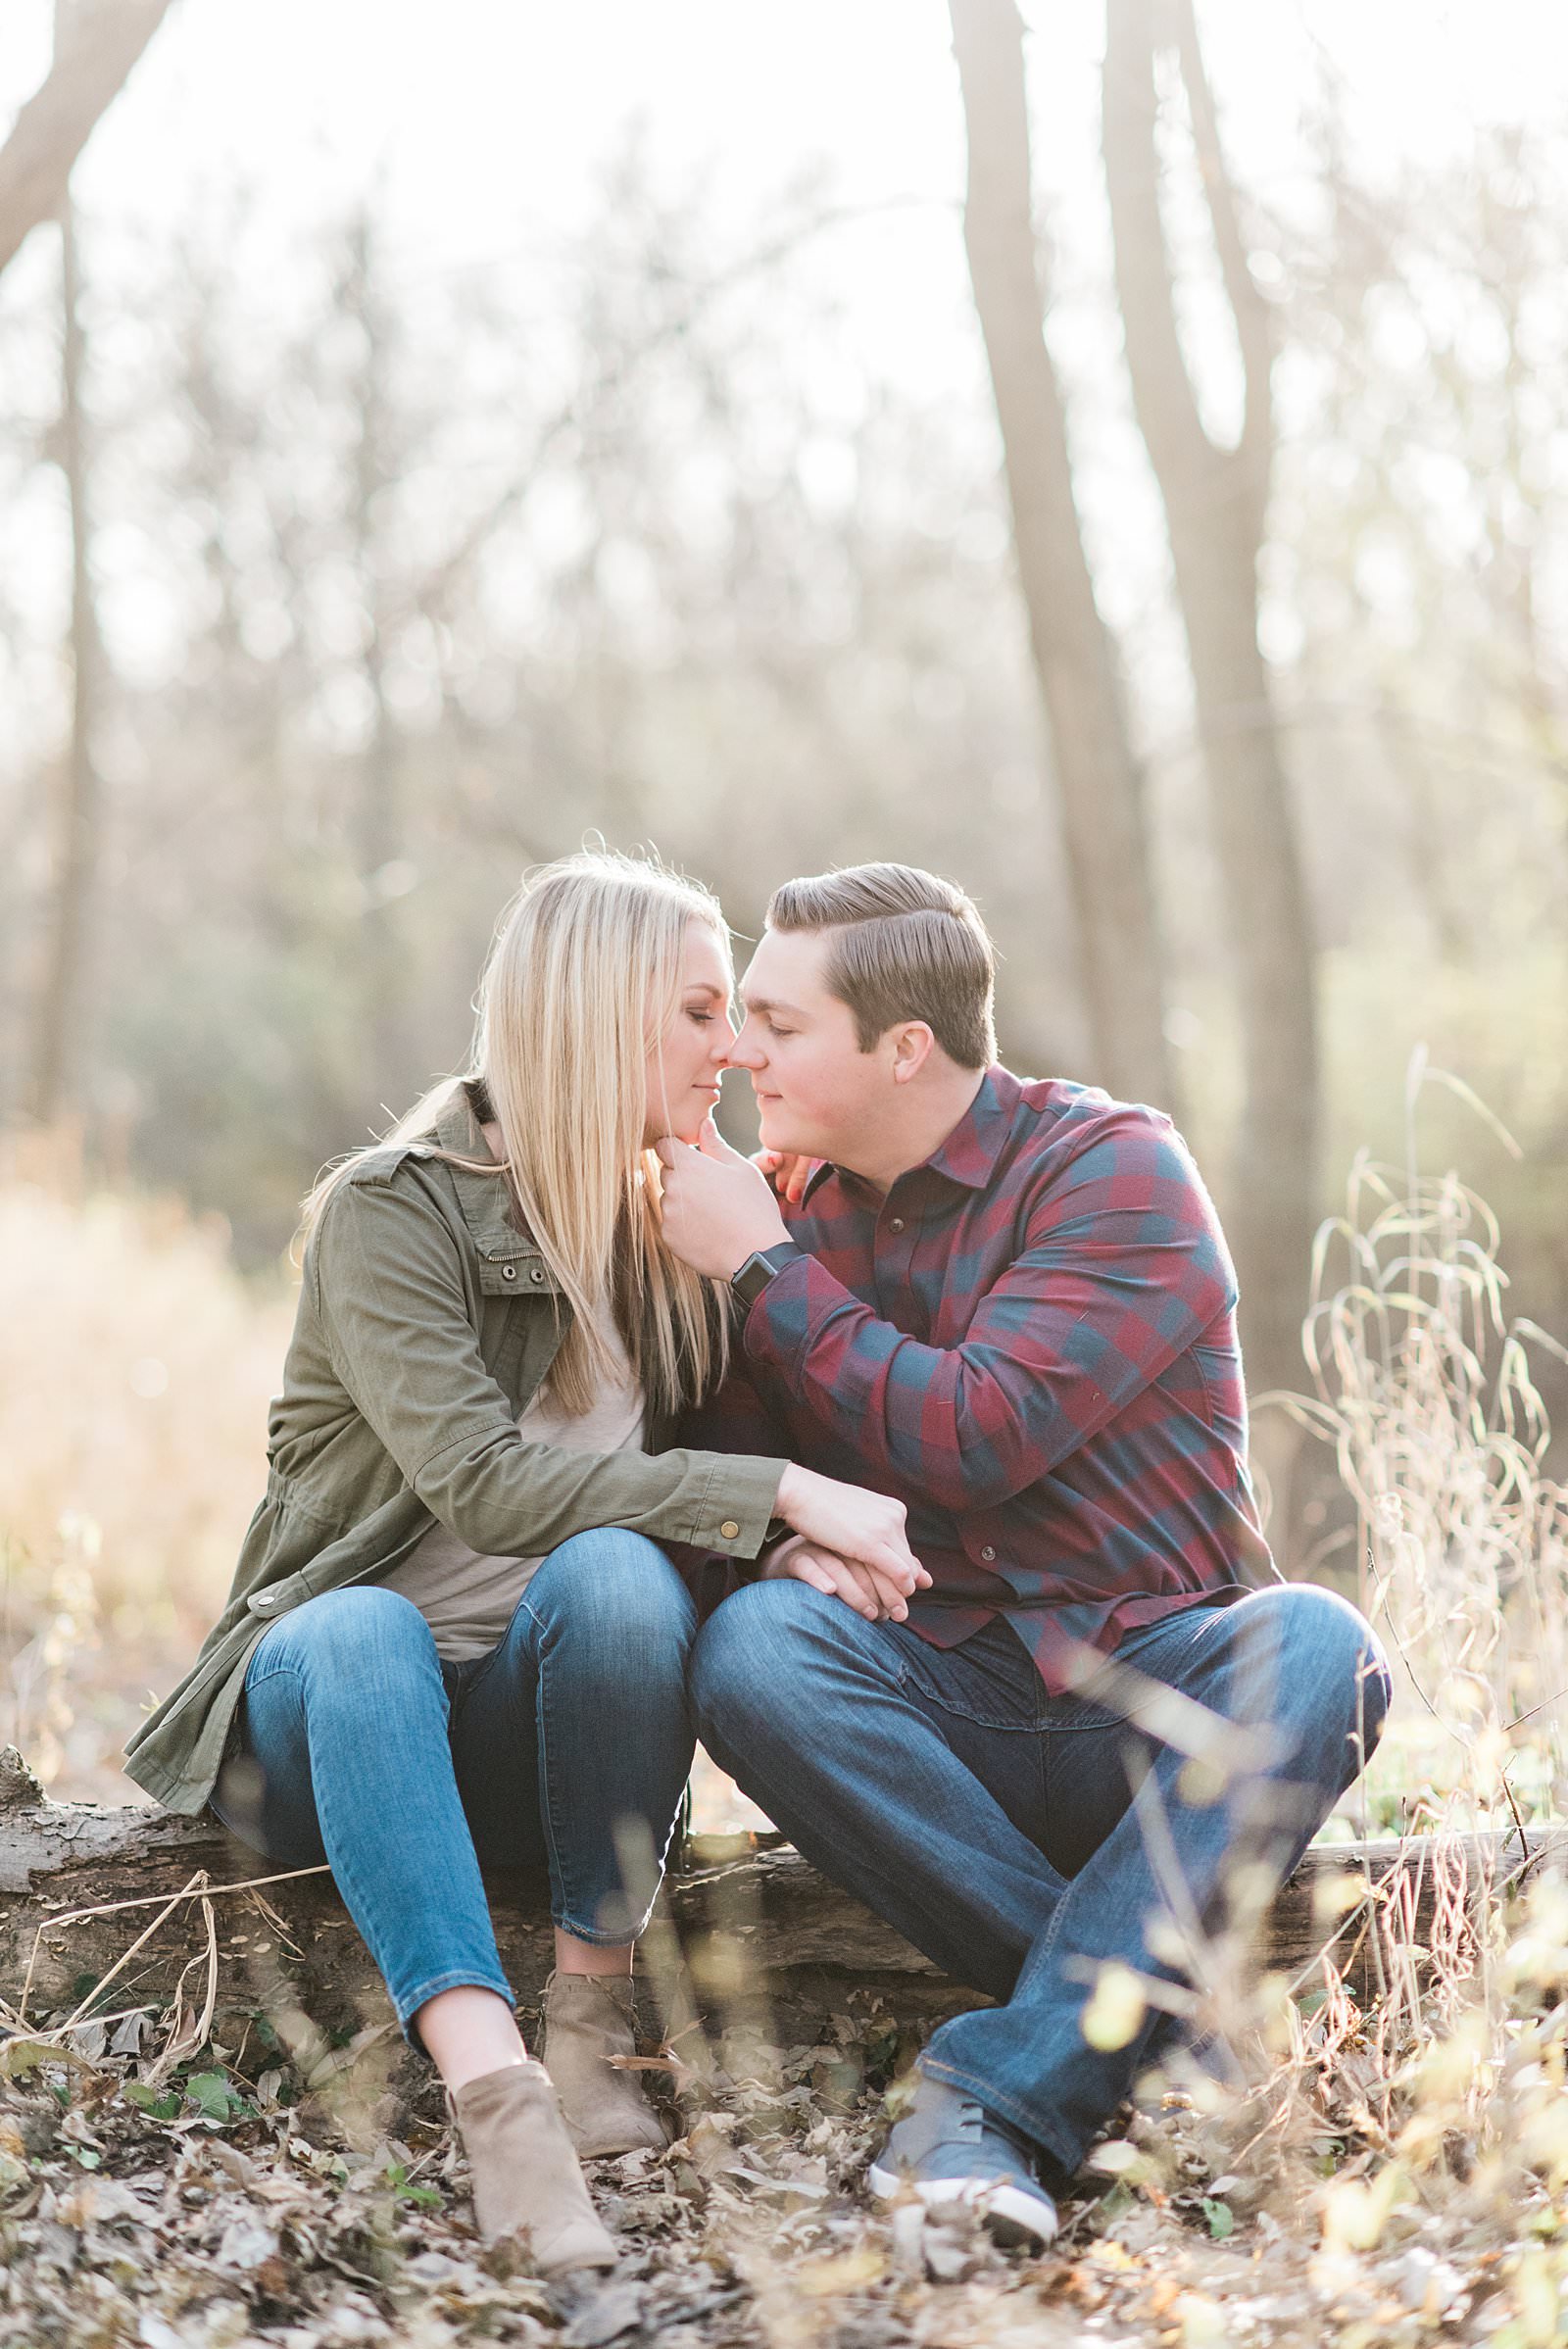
[732,1254,772,1309]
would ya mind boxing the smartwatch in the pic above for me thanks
[730,1240,803,1315]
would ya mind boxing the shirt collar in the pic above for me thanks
[801,1065,1018,1206]
[919,1065,1017,1190]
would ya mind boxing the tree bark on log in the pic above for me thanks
[3,1751,1560,2068]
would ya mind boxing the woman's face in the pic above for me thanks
[643,918,735,1147]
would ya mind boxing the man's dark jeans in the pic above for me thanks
[691,1582,1390,2178]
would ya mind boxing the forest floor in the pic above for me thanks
[0,1983,1546,2349]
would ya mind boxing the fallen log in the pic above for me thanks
[2,1747,1561,2074]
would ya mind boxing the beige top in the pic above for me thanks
[382,1297,647,1660]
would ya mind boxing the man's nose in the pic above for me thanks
[726,1018,766,1071]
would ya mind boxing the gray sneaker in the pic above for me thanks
[867,2072,1058,2249]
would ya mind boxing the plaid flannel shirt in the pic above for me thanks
[679,1066,1278,1690]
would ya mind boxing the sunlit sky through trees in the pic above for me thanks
[5,0,1565,718]
[4,1,1565,372]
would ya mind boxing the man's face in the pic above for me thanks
[727,927,886,1161]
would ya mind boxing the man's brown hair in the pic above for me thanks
[765,863,997,1070]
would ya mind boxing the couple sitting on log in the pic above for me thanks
[123,852,1390,2274]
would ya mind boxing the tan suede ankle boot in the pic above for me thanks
[445,2058,617,2274]
[540,1971,669,2159]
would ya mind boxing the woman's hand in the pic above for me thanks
[753,1149,815,1206]
[760,1534,918,1622]
[773,1463,930,1606]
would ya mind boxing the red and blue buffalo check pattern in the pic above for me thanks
[682,1065,1278,1690]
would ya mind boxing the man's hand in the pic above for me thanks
[655,1115,791,1278]
[753,1148,816,1207]
[760,1535,917,1621]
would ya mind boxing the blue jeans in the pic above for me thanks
[690,1581,1390,2178]
[210,1529,697,2047]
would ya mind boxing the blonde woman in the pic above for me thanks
[123,852,920,2275]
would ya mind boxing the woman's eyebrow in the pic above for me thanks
[683,981,728,1000]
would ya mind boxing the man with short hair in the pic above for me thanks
[657,862,1389,2247]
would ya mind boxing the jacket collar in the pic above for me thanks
[432,1081,535,1262]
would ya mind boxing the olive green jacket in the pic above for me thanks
[122,1087,784,1814]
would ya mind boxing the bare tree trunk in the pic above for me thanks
[0,0,174,281]
[27,197,103,1128]
[341,213,408,1102]
[1102,0,1318,1401]
[948,0,1175,1111]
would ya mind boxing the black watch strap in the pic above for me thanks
[730,1241,802,1314]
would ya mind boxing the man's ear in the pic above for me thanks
[889,1022,937,1086]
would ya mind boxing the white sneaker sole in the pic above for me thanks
[867,2159,1057,2248]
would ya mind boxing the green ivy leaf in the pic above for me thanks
[1201,2197,1235,2240]
[122,2081,182,2121]
[184,2070,235,2122]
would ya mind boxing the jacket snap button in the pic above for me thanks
[502,1264,516,1280]
[530,1267,546,1283]
[889,1216,906,1234]
[979,1544,997,1563]
[719,1520,740,1541]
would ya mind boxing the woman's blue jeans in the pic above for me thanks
[209,1529,697,2048]
[691,1580,1391,2180]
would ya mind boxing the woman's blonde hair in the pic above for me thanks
[303,850,733,1417]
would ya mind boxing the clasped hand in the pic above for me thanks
[761,1536,926,1623]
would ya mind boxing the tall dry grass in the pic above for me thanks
[1277,1056,1568,1831]
[0,1160,295,1798]
[1108,1064,1568,2333]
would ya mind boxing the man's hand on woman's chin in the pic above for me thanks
[654,1115,791,1277]
[753,1148,816,1206]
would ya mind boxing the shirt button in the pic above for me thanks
[889,1217,906,1234]
[979,1544,997,1563]
[502,1264,516,1280]
[719,1520,740,1541]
